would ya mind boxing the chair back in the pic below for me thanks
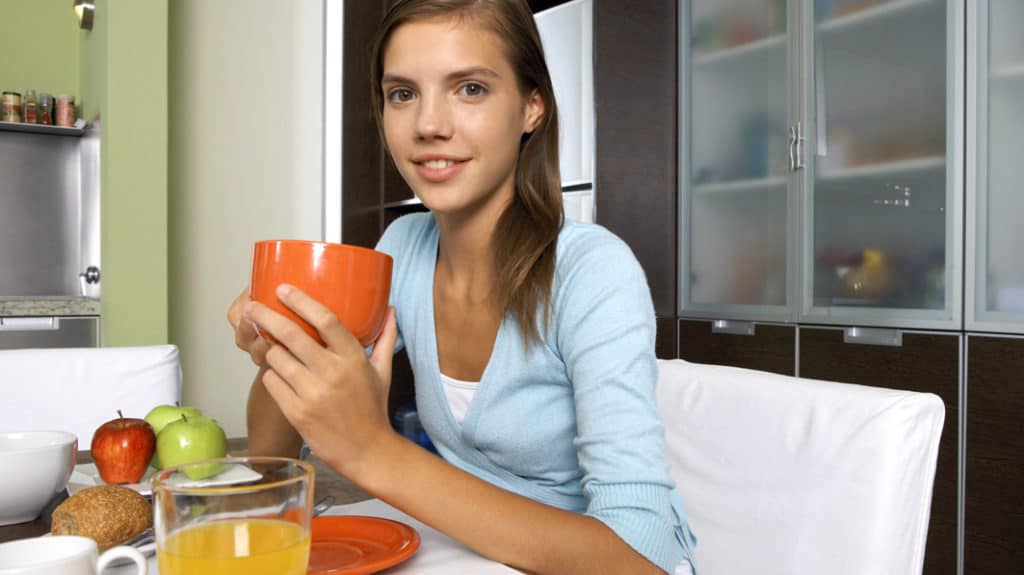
[0,345,181,446]
[656,359,944,575]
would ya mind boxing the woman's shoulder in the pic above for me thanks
[556,219,641,272]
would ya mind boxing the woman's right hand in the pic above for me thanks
[227,287,272,367]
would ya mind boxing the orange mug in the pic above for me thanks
[250,240,393,347]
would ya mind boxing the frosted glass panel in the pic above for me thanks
[690,187,788,306]
[981,0,1024,314]
[686,0,789,309]
[810,0,947,310]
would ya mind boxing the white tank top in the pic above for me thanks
[440,371,479,425]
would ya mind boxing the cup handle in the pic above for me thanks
[97,545,148,574]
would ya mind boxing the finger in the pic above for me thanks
[368,307,397,386]
[275,284,363,354]
[245,297,328,370]
[228,289,248,329]
[248,336,271,367]
[260,369,305,427]
[264,339,317,399]
[238,303,271,365]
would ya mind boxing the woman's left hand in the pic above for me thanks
[242,283,399,478]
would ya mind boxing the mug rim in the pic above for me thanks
[151,456,314,496]
[253,239,392,261]
[0,535,95,570]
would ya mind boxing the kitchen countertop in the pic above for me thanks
[0,297,100,317]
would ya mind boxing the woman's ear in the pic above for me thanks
[523,89,545,135]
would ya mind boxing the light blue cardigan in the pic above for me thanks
[375,213,696,573]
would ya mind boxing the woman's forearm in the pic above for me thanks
[246,367,304,458]
[339,435,665,575]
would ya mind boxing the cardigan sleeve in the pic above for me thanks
[373,214,419,355]
[553,227,684,573]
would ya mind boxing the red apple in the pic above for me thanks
[90,410,156,484]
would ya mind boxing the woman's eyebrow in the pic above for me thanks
[381,66,501,86]
[381,73,416,86]
[446,66,501,82]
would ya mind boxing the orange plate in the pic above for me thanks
[307,515,420,575]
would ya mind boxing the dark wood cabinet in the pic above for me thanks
[964,335,1024,574]
[593,1,678,321]
[593,1,679,359]
[677,319,795,375]
[800,328,960,575]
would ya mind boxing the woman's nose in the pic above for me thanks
[415,94,453,140]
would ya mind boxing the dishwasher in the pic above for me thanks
[0,316,99,350]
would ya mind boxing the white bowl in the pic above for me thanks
[0,431,78,526]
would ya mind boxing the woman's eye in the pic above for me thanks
[459,83,487,97]
[388,88,415,103]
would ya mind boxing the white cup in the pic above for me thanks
[0,536,146,575]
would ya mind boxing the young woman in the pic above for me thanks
[228,1,696,573]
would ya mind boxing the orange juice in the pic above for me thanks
[157,518,310,575]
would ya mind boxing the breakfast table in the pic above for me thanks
[0,438,522,574]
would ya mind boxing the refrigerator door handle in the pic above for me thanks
[0,317,61,331]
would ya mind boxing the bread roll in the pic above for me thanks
[51,485,151,550]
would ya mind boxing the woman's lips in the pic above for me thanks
[414,158,469,183]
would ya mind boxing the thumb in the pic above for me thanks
[368,307,397,386]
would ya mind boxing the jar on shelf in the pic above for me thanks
[23,89,38,124]
[55,94,74,127]
[38,93,54,125]
[2,91,22,123]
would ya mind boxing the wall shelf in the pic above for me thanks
[0,121,84,137]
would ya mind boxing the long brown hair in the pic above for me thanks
[370,0,563,347]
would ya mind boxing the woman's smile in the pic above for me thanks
[412,155,471,183]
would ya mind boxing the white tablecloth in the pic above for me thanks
[106,498,521,574]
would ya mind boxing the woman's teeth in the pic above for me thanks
[422,159,456,169]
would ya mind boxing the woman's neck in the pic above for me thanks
[434,189,510,302]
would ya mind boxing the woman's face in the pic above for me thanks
[381,17,544,217]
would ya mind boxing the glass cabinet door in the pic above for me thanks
[681,0,793,320]
[801,0,961,328]
[967,0,1024,334]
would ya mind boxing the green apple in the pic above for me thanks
[156,414,228,480]
[144,404,203,468]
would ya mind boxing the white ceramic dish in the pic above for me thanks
[69,463,154,496]
[0,431,78,526]
[70,461,262,496]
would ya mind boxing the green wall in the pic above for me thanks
[0,0,80,100]
[96,0,169,346]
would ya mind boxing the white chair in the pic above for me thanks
[0,345,181,447]
[657,359,944,575]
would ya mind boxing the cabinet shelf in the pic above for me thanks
[0,121,84,137]
[693,176,786,195]
[692,34,785,69]
[817,155,944,183]
[992,63,1024,84]
[817,0,937,37]
[382,197,424,210]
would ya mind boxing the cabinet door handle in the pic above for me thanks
[0,317,61,331]
[843,327,902,347]
[711,320,756,336]
[794,121,805,170]
[788,125,797,172]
